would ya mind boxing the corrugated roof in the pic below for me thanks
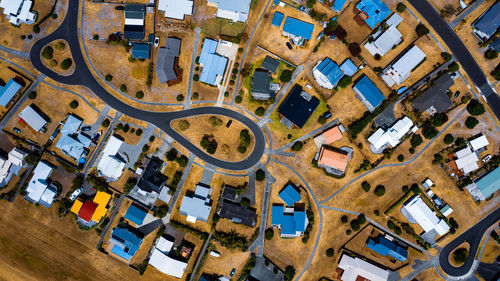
[353,75,385,109]
[473,0,500,39]
[110,227,142,261]
[279,184,301,206]
[199,38,228,85]
[78,200,98,222]
[469,135,489,151]
[18,105,48,132]
[283,17,314,40]
[271,12,284,27]
[355,0,391,29]
[252,69,271,96]
[158,0,193,20]
[332,0,348,12]
[322,126,342,144]
[366,235,408,262]
[271,206,306,235]
[315,58,344,87]
[475,167,500,199]
[125,204,148,226]
[0,79,21,107]
[340,59,358,76]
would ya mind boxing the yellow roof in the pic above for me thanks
[93,191,111,207]
[91,206,108,222]
[70,199,83,214]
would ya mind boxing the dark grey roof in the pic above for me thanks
[156,38,181,83]
[252,70,271,99]
[137,156,167,193]
[277,84,319,128]
[221,185,237,201]
[218,201,256,227]
[412,74,454,114]
[125,4,145,19]
[124,25,145,40]
[262,56,280,73]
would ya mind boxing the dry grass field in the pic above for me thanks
[429,0,462,22]
[480,232,500,264]
[201,241,251,278]
[41,40,75,75]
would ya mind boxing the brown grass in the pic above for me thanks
[201,241,251,277]
[41,40,75,75]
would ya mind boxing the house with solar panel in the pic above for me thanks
[282,17,315,46]
[198,38,229,86]
[354,0,391,29]
[366,234,408,262]
[352,75,386,112]
[55,114,92,161]
[109,224,144,261]
[271,184,308,238]
[0,78,22,108]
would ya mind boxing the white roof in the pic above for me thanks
[368,117,413,150]
[149,248,187,278]
[462,162,479,174]
[158,0,193,20]
[18,105,48,132]
[364,25,402,57]
[25,161,53,203]
[40,186,56,205]
[422,178,434,188]
[382,45,426,86]
[469,135,489,151]
[337,255,389,281]
[402,196,450,236]
[455,152,479,170]
[385,13,403,27]
[0,148,26,183]
[156,237,174,253]
[97,136,126,180]
[455,146,472,158]
[124,18,143,26]
[0,0,23,16]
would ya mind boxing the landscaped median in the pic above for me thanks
[41,40,74,75]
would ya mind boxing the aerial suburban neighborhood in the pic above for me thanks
[0,0,499,280]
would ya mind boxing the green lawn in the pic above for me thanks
[202,18,246,37]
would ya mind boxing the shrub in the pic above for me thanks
[422,122,438,139]
[348,43,361,57]
[192,92,199,99]
[318,115,327,124]
[326,248,334,257]
[176,94,184,101]
[166,149,178,161]
[135,128,143,136]
[453,248,468,265]
[409,147,415,154]
[444,134,454,144]
[346,229,352,235]
[122,124,130,133]
[280,70,293,82]
[51,13,58,19]
[49,60,58,67]
[27,34,33,39]
[255,107,265,116]
[55,41,65,50]
[373,66,383,73]
[61,58,72,70]
[209,116,223,127]
[264,228,274,240]
[120,84,127,92]
[237,146,247,154]
[175,155,189,167]
[105,74,113,81]
[69,100,79,109]
[193,74,199,81]
[239,129,251,147]
[374,185,385,197]
[224,91,229,97]
[33,25,40,33]
[149,135,155,142]
[256,169,265,181]
[455,137,466,148]
[387,220,395,229]
[396,2,407,12]
[177,119,190,131]
[101,118,110,127]
[449,217,459,229]
[93,34,99,40]
[374,53,381,60]
[341,215,348,224]
[156,205,169,218]
[485,49,498,60]
[28,91,37,99]
[491,64,500,80]
[415,23,429,37]
[448,62,460,73]
[467,99,485,116]
[291,141,303,151]
[361,181,371,192]
[410,134,423,147]
[374,210,380,216]
[41,46,53,60]
[465,116,479,129]
[232,68,238,74]
[337,76,352,88]
[136,91,144,99]
[20,35,26,40]
[402,185,409,193]
[235,95,242,103]
[284,266,295,281]
[441,52,452,62]
[397,154,404,162]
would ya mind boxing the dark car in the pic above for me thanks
[286,42,292,50]
[81,126,91,132]
[454,91,460,98]
[230,268,236,277]
[299,5,305,11]
[13,127,21,134]
[322,111,332,119]
[115,5,124,10]
[226,120,232,128]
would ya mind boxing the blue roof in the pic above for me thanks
[279,184,301,206]
[316,58,344,87]
[0,79,21,107]
[283,17,314,40]
[110,227,142,261]
[272,12,284,27]
[490,38,500,52]
[475,167,500,199]
[353,75,386,109]
[132,43,150,59]
[367,235,408,262]
[332,0,348,12]
[473,1,500,40]
[199,38,228,85]
[356,0,391,29]
[271,206,306,235]
[124,204,147,225]
[340,59,358,76]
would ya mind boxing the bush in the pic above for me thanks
[255,107,265,116]
[166,149,178,161]
[326,248,334,257]
[374,210,380,216]
[422,122,439,139]
[485,49,498,60]
[235,95,243,103]
[93,34,99,40]
[209,116,223,127]
[491,64,500,80]
[177,120,190,131]
[280,70,293,82]
[348,43,361,57]
[120,84,127,92]
[264,228,274,240]
[105,74,113,81]
[122,124,130,133]
[441,52,452,62]
[448,62,460,73]
[61,58,72,70]
[346,229,352,235]
[284,266,295,281]
[237,146,247,154]
[128,57,136,63]
[27,34,32,39]
[465,116,479,129]
[20,35,26,40]
[444,134,454,144]
[387,220,395,229]
[156,205,169,218]
[409,147,415,154]
[341,215,348,224]
[374,53,381,60]
[449,217,459,229]
[149,135,155,142]
[402,185,409,193]
[397,154,405,162]
[337,76,352,88]
[49,60,58,67]
[453,248,468,265]
[224,91,229,97]
[256,169,265,181]
[410,134,423,147]
[51,13,58,19]
[192,92,199,99]
[467,99,485,116]
[33,25,40,33]
[193,74,199,81]
[135,128,143,136]
[101,118,110,127]
[28,91,37,99]
[176,94,184,101]
[415,23,429,37]
[374,185,385,197]
[69,100,79,109]
[55,41,65,50]
[361,181,371,192]
[136,91,144,99]
[41,46,53,60]
[291,141,303,151]
[200,135,217,154]
[318,115,327,124]
[373,66,383,73]
[396,2,407,12]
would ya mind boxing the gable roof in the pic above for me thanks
[0,78,21,107]
[279,184,301,206]
[179,184,212,222]
[412,74,453,113]
[18,104,48,132]
[472,0,500,40]
[271,206,306,235]
[355,0,391,29]
[353,75,386,110]
[125,204,148,226]
[158,0,193,20]
[137,156,167,193]
[402,195,450,236]
[199,38,228,85]
[262,56,280,73]
[221,185,237,201]
[271,11,284,27]
[322,126,342,144]
[252,69,271,95]
[475,167,500,199]
[340,59,358,76]
[218,200,256,226]
[131,43,150,59]
[317,147,349,172]
[314,58,344,88]
[283,17,314,40]
[149,248,187,278]
[78,200,98,222]
[277,85,319,128]
[156,37,181,83]
[338,255,389,281]
[25,161,53,204]
[125,4,145,19]
[366,235,408,262]
[110,227,143,260]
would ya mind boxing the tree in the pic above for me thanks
[337,76,352,88]
[444,134,454,144]
[93,34,99,40]
[415,23,429,37]
[397,154,405,162]
[374,54,381,61]
[33,25,40,33]
[241,197,250,207]
[135,128,143,136]
[264,228,274,240]
[193,74,199,81]
[491,64,500,80]
[449,217,459,229]
[200,135,217,154]
[348,43,361,57]
[373,66,383,73]
[42,46,53,60]
[306,0,316,8]
[166,149,178,161]
[176,94,184,101]
[455,137,466,148]
[374,185,385,197]
[209,116,223,127]
[25,151,41,166]
[422,122,438,140]
[326,248,334,257]
[341,215,348,224]
[69,100,79,109]
[61,58,72,70]
[280,70,293,82]
[105,74,113,81]
[387,220,395,229]
[361,181,371,192]
[431,113,448,127]
[255,107,265,116]
[291,141,303,151]
[374,210,380,216]
[101,118,110,127]
[440,4,457,18]
[410,134,423,147]
[441,52,452,62]
[192,92,199,99]
[136,91,144,99]
[120,84,127,92]
[256,169,265,181]
[396,2,406,12]
[123,177,137,195]
[453,248,468,265]
[448,62,459,73]
[156,205,169,218]
[175,155,189,167]
[284,265,296,281]
[55,41,65,50]
[465,116,479,129]
[28,91,37,99]
[402,185,409,193]
[318,115,327,124]
[235,95,243,104]
[485,49,498,60]
[466,99,485,116]
[409,147,415,154]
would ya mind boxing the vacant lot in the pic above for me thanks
[429,0,462,22]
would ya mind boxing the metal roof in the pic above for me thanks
[412,74,453,113]
[355,0,391,29]
[18,104,48,132]
[131,43,150,59]
[149,248,187,278]
[472,0,500,40]
[218,200,256,226]
[110,227,143,261]
[199,38,228,85]
[402,195,450,236]
[252,70,271,97]
[271,206,306,235]
[158,0,193,20]
[277,85,319,128]
[366,235,408,262]
[124,4,145,19]
[475,167,500,199]
[271,12,284,27]
[353,75,385,109]
[332,0,348,12]
[0,78,21,107]
[469,135,489,151]
[156,38,181,83]
[262,56,280,73]
[209,0,251,22]
[283,17,314,40]
[125,204,148,226]
[279,184,301,206]
[179,184,212,222]
[315,58,344,87]
[340,59,358,76]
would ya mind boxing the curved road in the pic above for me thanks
[438,207,500,276]
[29,0,265,171]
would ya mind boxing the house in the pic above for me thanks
[312,58,344,89]
[0,78,21,107]
[252,69,272,100]
[368,116,413,153]
[271,11,284,27]
[452,146,480,175]
[279,184,301,206]
[156,38,182,84]
[179,183,212,223]
[262,56,280,73]
[313,125,343,147]
[71,191,111,226]
[124,4,145,40]
[352,75,386,112]
[412,74,454,115]
[401,195,450,236]
[24,161,56,208]
[131,43,150,59]
[207,0,251,22]
[332,0,348,12]
[472,0,500,42]
[336,254,390,281]
[317,146,349,174]
[109,226,144,261]
[366,235,408,262]
[382,45,426,87]
[490,38,500,52]
[277,84,319,129]
[221,185,237,201]
[129,156,168,208]
[157,0,193,20]
[282,17,315,45]
[271,205,307,237]
[55,115,92,160]
[355,0,391,29]
[125,204,148,226]
[199,38,229,86]
[0,148,26,186]
[18,104,48,132]
[217,200,256,227]
[340,59,358,76]
[97,136,127,181]
[0,0,36,26]
[469,134,489,151]
[466,167,500,201]
[149,236,188,278]
[364,13,403,57]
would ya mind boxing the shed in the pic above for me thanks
[271,11,284,27]
[132,43,150,59]
[0,78,21,107]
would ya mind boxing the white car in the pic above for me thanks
[482,154,492,163]
[69,187,83,201]
[154,36,160,47]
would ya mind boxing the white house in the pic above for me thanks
[148,236,187,278]
[454,147,479,175]
[0,148,27,185]
[469,135,489,151]
[364,13,403,57]
[367,116,413,152]
[207,0,251,22]
[157,0,193,20]
[0,0,37,26]
[179,183,212,223]
[25,161,56,208]
[97,136,126,181]
[337,255,389,281]
[381,45,426,87]
[401,195,450,236]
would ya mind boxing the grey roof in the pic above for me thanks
[124,25,145,40]
[221,185,237,201]
[179,184,212,222]
[261,56,280,73]
[137,156,167,193]
[156,38,181,83]
[412,74,454,113]
[125,4,145,19]
[251,70,271,99]
[218,200,256,227]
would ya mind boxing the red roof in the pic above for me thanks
[78,200,98,222]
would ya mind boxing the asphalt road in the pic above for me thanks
[438,207,500,277]
[29,0,265,171]
[407,0,500,121]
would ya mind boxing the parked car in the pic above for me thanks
[299,5,305,11]
[13,127,21,134]
[81,126,91,132]
[482,154,492,163]
[69,187,83,201]
[322,111,332,119]
[230,268,236,277]
[209,251,220,257]
[226,120,232,128]
[115,5,124,10]
[154,36,160,47]
[286,42,292,50]
[454,91,460,98]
